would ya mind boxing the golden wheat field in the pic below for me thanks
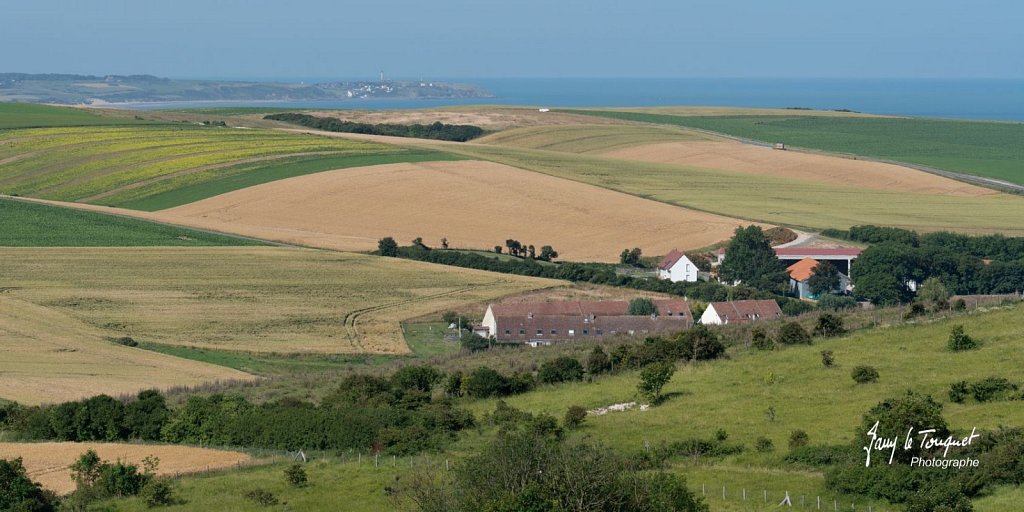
[139,160,748,261]
[475,123,706,153]
[0,246,559,356]
[0,296,253,405]
[0,442,253,495]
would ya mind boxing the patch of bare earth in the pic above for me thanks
[0,442,253,495]
[601,140,994,197]
[147,160,746,262]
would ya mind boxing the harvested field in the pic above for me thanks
[0,247,558,356]
[293,107,629,131]
[476,124,706,154]
[0,442,252,495]
[145,160,747,261]
[0,296,252,405]
[602,140,992,196]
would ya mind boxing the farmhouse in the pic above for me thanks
[700,300,783,325]
[656,249,699,283]
[482,299,693,343]
[786,257,850,299]
[714,247,862,276]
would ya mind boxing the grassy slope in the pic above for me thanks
[0,198,265,246]
[0,103,149,129]
[476,123,706,153]
[440,142,1024,235]
[566,109,1024,186]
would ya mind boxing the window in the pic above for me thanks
[596,328,603,335]
[583,329,589,335]
[536,329,543,336]
[505,330,511,335]
[519,329,526,335]
[568,329,575,336]
[551,329,557,335]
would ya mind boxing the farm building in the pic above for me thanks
[714,247,862,276]
[700,299,783,326]
[786,258,850,299]
[482,299,693,343]
[657,249,699,283]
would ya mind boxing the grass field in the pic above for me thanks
[0,125,456,208]
[475,123,706,153]
[0,247,560,355]
[0,442,252,495]
[0,295,253,405]
[0,198,265,246]
[437,142,1024,235]
[566,109,1024,186]
[0,103,148,129]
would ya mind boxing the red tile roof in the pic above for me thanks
[707,300,783,324]
[786,258,820,282]
[657,249,684,270]
[489,299,690,318]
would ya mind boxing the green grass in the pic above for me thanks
[0,198,265,246]
[565,109,1024,186]
[402,321,462,358]
[0,102,148,129]
[0,125,455,209]
[118,150,462,211]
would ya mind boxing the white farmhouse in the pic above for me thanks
[656,249,699,283]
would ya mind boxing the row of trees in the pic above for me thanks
[264,113,486,142]
[500,238,559,261]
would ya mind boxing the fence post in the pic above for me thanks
[393,455,396,467]
[446,459,450,471]
[764,490,767,503]
[742,488,746,501]
[701,483,705,496]
[375,454,379,467]
[722,486,726,500]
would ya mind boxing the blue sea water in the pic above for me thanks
[132,78,1024,122]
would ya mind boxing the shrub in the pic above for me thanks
[776,322,812,345]
[141,479,174,508]
[245,489,279,506]
[970,377,1018,402]
[851,366,879,384]
[377,237,398,257]
[755,437,774,452]
[114,336,138,347]
[750,327,774,350]
[947,325,978,351]
[813,313,845,337]
[538,357,585,384]
[821,350,835,368]
[817,294,857,311]
[904,302,927,319]
[953,298,967,311]
[585,346,612,375]
[637,362,676,403]
[678,325,726,361]
[948,381,969,403]
[714,429,728,442]
[564,406,587,429]
[441,311,459,326]
[284,463,308,488]
[782,299,815,316]
[627,297,658,316]
[789,430,810,449]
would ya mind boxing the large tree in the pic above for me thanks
[807,260,842,296]
[718,225,788,292]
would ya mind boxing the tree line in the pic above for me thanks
[264,113,485,142]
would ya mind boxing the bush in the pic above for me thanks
[538,356,585,384]
[851,366,880,384]
[821,350,835,368]
[441,311,459,326]
[0,457,57,512]
[141,479,174,508]
[284,463,308,488]
[776,322,812,345]
[586,346,612,375]
[970,377,1018,402]
[627,297,658,316]
[817,294,857,311]
[782,299,815,316]
[948,381,969,403]
[813,313,845,337]
[947,325,978,351]
[114,336,138,347]
[904,302,927,319]
[750,327,774,350]
[638,362,676,403]
[564,406,587,429]
[789,430,809,449]
[245,489,279,506]
[755,437,774,452]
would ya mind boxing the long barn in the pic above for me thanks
[482,299,693,344]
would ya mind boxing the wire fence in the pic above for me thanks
[697,482,892,511]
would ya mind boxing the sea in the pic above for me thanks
[130,78,1024,122]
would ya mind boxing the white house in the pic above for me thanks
[700,300,784,326]
[656,249,699,283]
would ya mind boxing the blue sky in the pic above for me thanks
[4,0,1022,80]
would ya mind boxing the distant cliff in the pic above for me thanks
[0,73,493,104]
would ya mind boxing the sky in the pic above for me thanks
[4,0,1023,80]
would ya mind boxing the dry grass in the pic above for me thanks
[0,247,559,356]
[476,124,706,154]
[0,296,253,405]
[0,442,252,495]
[602,140,992,197]
[290,106,629,131]
[139,160,747,262]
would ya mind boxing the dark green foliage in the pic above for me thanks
[967,377,1019,402]
[391,365,442,393]
[141,479,175,508]
[585,346,612,375]
[124,390,171,441]
[862,391,948,464]
[538,356,584,384]
[817,294,858,311]
[245,489,279,506]
[638,362,676,403]
[755,437,774,452]
[636,436,744,468]
[947,325,978,351]
[377,236,398,257]
[114,336,139,347]
[905,302,928,319]
[750,327,774,350]
[807,261,842,296]
[0,457,56,512]
[284,463,308,488]
[784,445,855,467]
[948,381,969,403]
[620,247,643,266]
[781,299,815,316]
[776,321,812,345]
[851,365,879,384]
[563,406,587,429]
[677,325,726,361]
[719,225,789,292]
[813,313,845,337]
[904,486,974,512]
[538,245,559,261]
[99,461,150,497]
[463,367,533,398]
[265,113,486,142]
[0,198,264,247]
[440,311,459,326]
[627,297,658,316]
[789,430,810,449]
[821,350,835,368]
[459,332,491,352]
